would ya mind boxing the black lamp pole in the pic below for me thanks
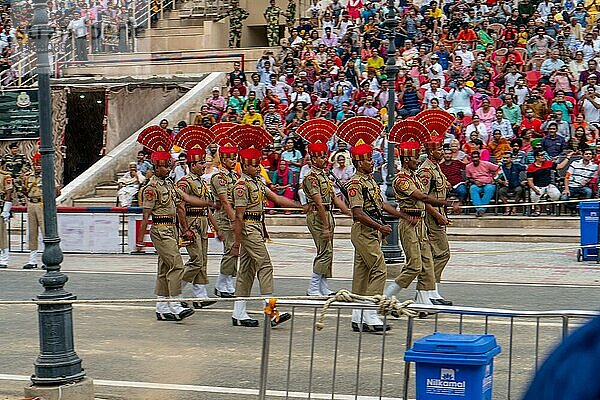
[30,0,85,385]
[381,0,404,263]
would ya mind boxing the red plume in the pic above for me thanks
[296,119,337,144]
[227,124,273,150]
[137,126,172,152]
[415,110,455,136]
[335,117,384,147]
[172,126,212,152]
[389,120,431,144]
[210,122,237,137]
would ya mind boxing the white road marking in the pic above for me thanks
[0,374,412,400]
[1,269,598,288]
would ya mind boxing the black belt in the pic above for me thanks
[152,215,176,225]
[309,204,331,211]
[243,211,263,222]
[28,198,43,203]
[400,209,426,218]
[185,207,207,217]
[364,208,383,223]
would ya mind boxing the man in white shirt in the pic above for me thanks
[427,54,445,86]
[446,78,474,116]
[465,115,490,143]
[454,42,475,68]
[267,74,292,104]
[67,10,88,61]
[490,109,515,139]
[423,79,448,110]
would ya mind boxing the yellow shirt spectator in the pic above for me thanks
[241,111,263,125]
[367,54,385,70]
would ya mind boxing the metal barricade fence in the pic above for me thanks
[258,300,599,400]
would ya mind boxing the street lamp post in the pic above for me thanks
[29,0,86,385]
[381,0,404,263]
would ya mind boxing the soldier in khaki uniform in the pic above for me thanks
[210,137,239,298]
[174,127,221,309]
[418,135,454,305]
[22,153,44,269]
[136,126,211,322]
[2,142,31,206]
[297,120,350,296]
[384,140,459,306]
[229,125,299,327]
[0,160,13,268]
[336,117,417,332]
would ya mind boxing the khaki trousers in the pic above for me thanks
[215,210,238,277]
[395,218,436,291]
[235,222,274,296]
[351,222,387,296]
[151,225,185,297]
[306,211,335,277]
[182,217,209,284]
[0,218,7,249]
[425,213,450,283]
[28,202,44,250]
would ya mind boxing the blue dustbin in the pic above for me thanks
[404,333,501,400]
[578,201,599,261]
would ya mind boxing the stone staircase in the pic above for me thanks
[72,175,123,207]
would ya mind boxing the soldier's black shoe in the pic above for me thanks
[156,312,177,321]
[431,298,453,306]
[390,311,400,318]
[351,322,391,332]
[41,265,46,270]
[214,288,235,298]
[232,317,259,327]
[173,308,195,320]
[0,263,7,269]
[270,312,292,327]
[193,301,217,309]
[23,263,38,269]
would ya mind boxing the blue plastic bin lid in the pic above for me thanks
[410,333,499,355]
[579,201,599,210]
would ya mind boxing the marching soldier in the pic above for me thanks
[336,117,417,332]
[210,133,240,298]
[384,134,459,306]
[174,127,221,309]
[226,0,249,48]
[284,0,296,34]
[418,135,454,305]
[136,126,211,322]
[0,160,12,268]
[264,0,282,47]
[297,119,350,296]
[22,153,43,269]
[2,142,31,205]
[229,125,299,327]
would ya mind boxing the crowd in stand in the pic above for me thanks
[184,0,600,216]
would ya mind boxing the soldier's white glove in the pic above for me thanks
[1,201,11,221]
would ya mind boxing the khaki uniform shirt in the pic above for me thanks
[418,157,447,215]
[142,175,181,217]
[234,173,267,222]
[302,168,334,206]
[393,168,425,212]
[210,167,238,208]
[347,171,383,221]
[177,172,211,228]
[24,172,43,201]
[0,171,13,207]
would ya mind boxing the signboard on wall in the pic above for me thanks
[0,90,40,139]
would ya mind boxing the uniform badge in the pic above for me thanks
[144,190,155,201]
[311,180,317,188]
[236,187,245,197]
[396,178,410,192]
[348,187,357,197]
[218,178,226,186]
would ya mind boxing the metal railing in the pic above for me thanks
[259,300,599,400]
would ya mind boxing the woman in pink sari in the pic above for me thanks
[474,98,496,136]
[272,160,296,214]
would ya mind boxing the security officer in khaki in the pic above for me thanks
[344,140,415,333]
[0,159,13,268]
[210,139,239,298]
[384,141,459,306]
[418,135,455,305]
[22,153,43,269]
[301,136,350,296]
[174,128,222,309]
[136,126,204,322]
[230,145,299,328]
[2,142,31,205]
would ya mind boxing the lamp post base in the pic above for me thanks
[381,214,404,264]
[24,377,94,400]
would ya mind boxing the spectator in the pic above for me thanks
[466,150,500,217]
[248,73,266,101]
[117,162,145,207]
[206,87,227,120]
[488,130,512,160]
[241,105,263,125]
[490,109,515,140]
[579,86,600,123]
[465,114,490,144]
[193,105,217,128]
[475,98,496,135]
[501,94,522,134]
[447,77,475,116]
[510,138,527,164]
[498,152,526,215]
[526,149,571,216]
[136,151,153,178]
[331,153,354,200]
[398,79,422,117]
[560,148,598,209]
[550,90,574,123]
[520,108,543,135]
[280,138,303,185]
[272,160,296,213]
[440,147,468,203]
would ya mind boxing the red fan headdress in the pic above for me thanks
[172,126,212,162]
[137,125,172,166]
[389,120,431,157]
[415,110,455,137]
[32,153,41,165]
[336,117,384,161]
[227,125,273,167]
[297,119,336,156]
[211,122,238,158]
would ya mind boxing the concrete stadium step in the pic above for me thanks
[72,196,117,207]
[95,185,119,198]
[141,26,205,37]
[156,16,207,28]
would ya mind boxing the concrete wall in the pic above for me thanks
[57,72,226,205]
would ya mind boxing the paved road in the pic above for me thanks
[1,240,599,400]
